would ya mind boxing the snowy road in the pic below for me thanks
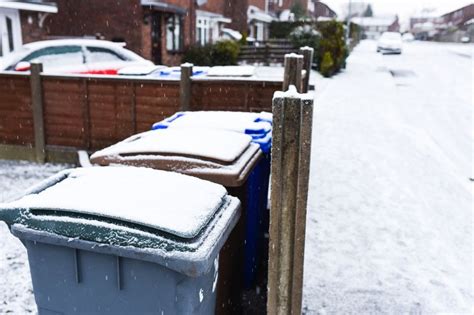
[303,41,473,314]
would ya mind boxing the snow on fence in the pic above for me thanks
[0,68,282,163]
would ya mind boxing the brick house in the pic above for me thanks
[437,4,474,42]
[32,0,230,65]
[225,0,274,41]
[309,1,337,20]
[351,16,400,39]
[268,0,336,21]
[0,0,57,58]
[410,4,474,42]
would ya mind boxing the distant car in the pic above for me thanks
[402,33,415,42]
[0,39,154,74]
[461,36,470,43]
[377,32,403,54]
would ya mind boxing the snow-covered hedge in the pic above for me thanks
[183,40,240,66]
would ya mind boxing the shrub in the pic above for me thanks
[289,25,321,55]
[270,21,305,39]
[211,40,240,65]
[182,45,213,66]
[182,40,240,66]
[316,20,347,75]
[270,20,349,77]
[320,52,334,77]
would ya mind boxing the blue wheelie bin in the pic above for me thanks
[90,128,266,313]
[152,111,272,286]
[0,167,240,315]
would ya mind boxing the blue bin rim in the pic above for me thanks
[151,111,272,135]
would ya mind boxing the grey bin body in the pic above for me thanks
[15,226,217,315]
[0,167,240,315]
[90,129,264,314]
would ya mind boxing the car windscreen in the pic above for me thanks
[20,45,85,69]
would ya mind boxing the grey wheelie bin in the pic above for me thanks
[90,128,263,314]
[0,167,240,315]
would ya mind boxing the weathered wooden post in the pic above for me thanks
[282,53,303,92]
[267,85,313,315]
[264,43,271,66]
[299,47,314,93]
[180,63,193,111]
[30,62,46,163]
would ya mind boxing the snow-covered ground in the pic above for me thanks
[0,161,71,314]
[0,40,472,314]
[303,40,473,314]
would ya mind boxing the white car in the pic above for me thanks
[402,33,415,42]
[377,32,403,54]
[0,39,153,74]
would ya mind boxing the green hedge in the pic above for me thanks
[271,20,359,77]
[182,40,240,66]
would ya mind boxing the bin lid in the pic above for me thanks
[90,130,263,187]
[4,167,228,239]
[152,111,273,135]
[91,129,253,164]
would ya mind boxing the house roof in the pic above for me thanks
[0,0,57,13]
[351,16,397,27]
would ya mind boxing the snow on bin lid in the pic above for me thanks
[7,167,228,239]
[91,129,252,164]
[157,111,272,135]
[207,66,255,77]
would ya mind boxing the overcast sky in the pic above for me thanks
[323,0,473,29]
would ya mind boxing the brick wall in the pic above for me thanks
[224,0,249,34]
[43,0,144,55]
[20,11,51,44]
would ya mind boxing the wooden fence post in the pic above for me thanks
[30,62,46,163]
[299,46,314,93]
[267,85,313,315]
[265,43,270,66]
[282,53,303,92]
[180,63,193,111]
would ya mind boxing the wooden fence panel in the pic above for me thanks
[134,81,180,132]
[87,80,134,150]
[42,78,85,148]
[0,72,281,160]
[191,80,278,113]
[0,74,34,145]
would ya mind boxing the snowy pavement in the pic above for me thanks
[0,161,71,314]
[303,40,473,314]
[0,40,472,314]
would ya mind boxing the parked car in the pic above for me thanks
[402,32,415,42]
[0,39,153,74]
[377,32,403,54]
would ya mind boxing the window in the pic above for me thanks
[22,46,84,69]
[196,17,211,45]
[166,14,182,52]
[86,46,126,63]
[6,16,13,52]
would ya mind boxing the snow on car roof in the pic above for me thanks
[23,39,127,51]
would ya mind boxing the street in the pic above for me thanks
[303,40,472,313]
